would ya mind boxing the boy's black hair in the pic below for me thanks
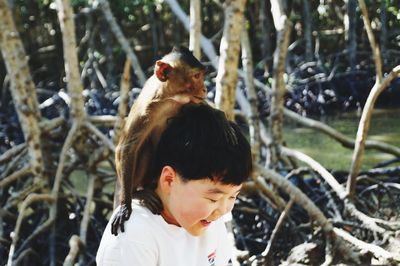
[135,103,252,214]
[152,103,252,185]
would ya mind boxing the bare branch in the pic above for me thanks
[334,227,400,263]
[0,144,26,165]
[63,235,83,266]
[262,198,294,259]
[215,0,247,119]
[94,0,146,86]
[255,177,286,210]
[282,147,347,199]
[164,0,218,67]
[0,165,32,188]
[84,121,115,153]
[7,194,54,265]
[241,22,261,163]
[56,0,86,120]
[255,164,362,264]
[51,122,80,198]
[282,146,388,234]
[357,0,382,81]
[189,0,201,59]
[347,65,400,196]
[0,0,44,177]
[79,174,96,245]
[89,115,117,127]
[113,59,131,144]
[268,12,292,168]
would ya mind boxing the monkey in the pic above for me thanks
[111,46,207,235]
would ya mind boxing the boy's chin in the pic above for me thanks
[185,223,208,236]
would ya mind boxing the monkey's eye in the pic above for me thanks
[193,72,202,79]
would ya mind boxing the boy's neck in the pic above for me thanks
[155,185,180,226]
[161,210,180,226]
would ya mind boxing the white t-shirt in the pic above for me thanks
[96,201,233,266]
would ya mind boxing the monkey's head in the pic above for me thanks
[154,46,207,99]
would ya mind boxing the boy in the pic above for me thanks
[96,103,252,266]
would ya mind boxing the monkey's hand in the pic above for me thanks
[111,204,132,236]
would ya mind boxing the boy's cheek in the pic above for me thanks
[227,201,235,213]
[183,205,213,221]
[178,204,201,217]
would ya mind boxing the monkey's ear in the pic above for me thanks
[155,61,173,82]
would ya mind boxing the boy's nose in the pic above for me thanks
[208,210,222,222]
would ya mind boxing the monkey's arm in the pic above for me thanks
[112,109,149,235]
[111,137,152,235]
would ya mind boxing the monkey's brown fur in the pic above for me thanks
[111,47,207,235]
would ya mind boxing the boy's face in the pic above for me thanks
[160,173,242,236]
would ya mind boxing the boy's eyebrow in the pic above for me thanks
[205,188,241,195]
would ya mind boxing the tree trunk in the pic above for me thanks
[241,23,261,163]
[95,0,147,86]
[113,60,131,144]
[164,0,218,68]
[357,0,382,82]
[214,0,247,119]
[0,0,44,177]
[149,2,159,59]
[259,0,273,75]
[99,15,116,89]
[270,0,287,30]
[303,0,312,61]
[267,0,292,169]
[56,0,86,120]
[52,1,88,263]
[346,0,390,197]
[112,59,131,208]
[347,66,400,197]
[345,0,357,72]
[189,0,201,59]
[379,0,387,64]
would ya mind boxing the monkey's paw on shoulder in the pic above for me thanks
[111,204,132,236]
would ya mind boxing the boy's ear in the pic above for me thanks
[155,61,173,82]
[159,166,176,193]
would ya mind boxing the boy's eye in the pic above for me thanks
[207,198,218,203]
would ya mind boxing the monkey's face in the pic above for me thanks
[158,170,241,236]
[155,61,207,99]
[178,66,207,98]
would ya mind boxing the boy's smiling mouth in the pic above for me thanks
[200,219,212,226]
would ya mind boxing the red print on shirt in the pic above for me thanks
[208,250,216,266]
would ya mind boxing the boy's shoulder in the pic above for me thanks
[96,202,159,265]
[111,201,161,246]
[122,201,158,232]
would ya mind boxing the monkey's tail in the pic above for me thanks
[133,189,163,215]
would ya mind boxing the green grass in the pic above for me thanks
[283,109,400,170]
